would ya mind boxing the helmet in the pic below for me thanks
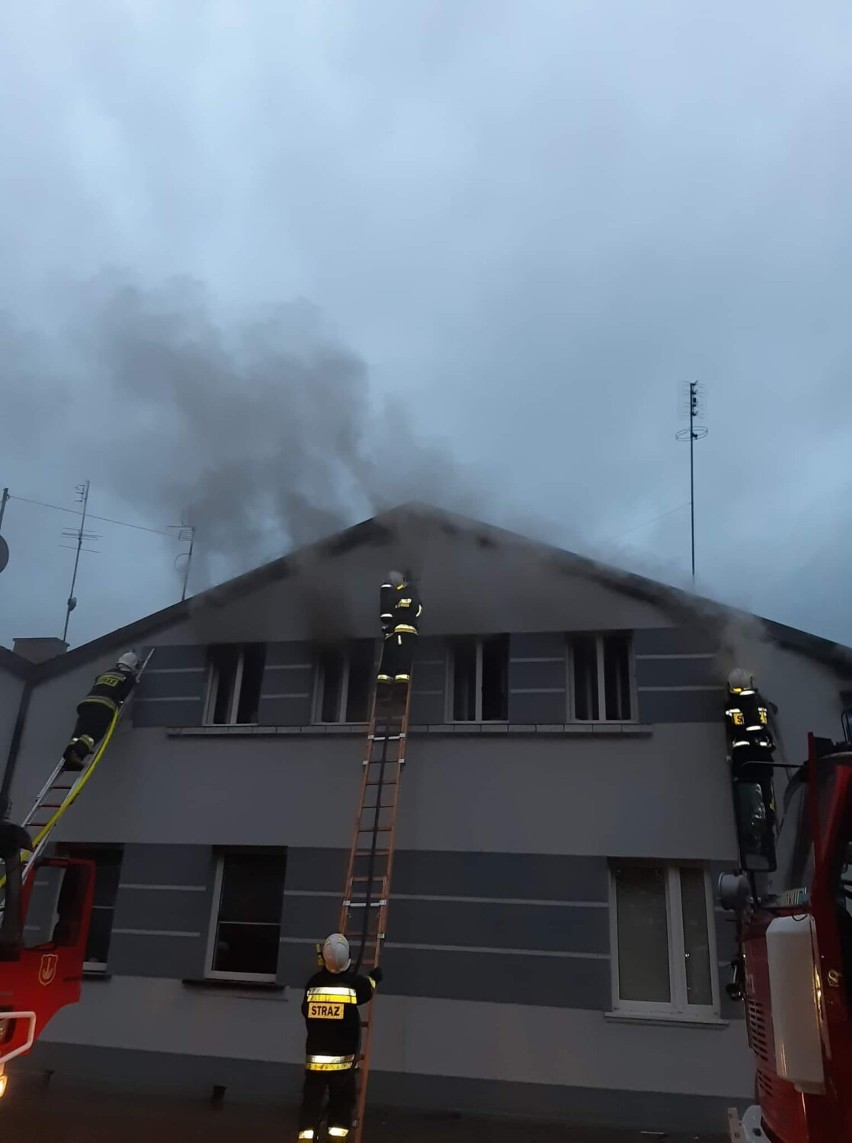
[117,651,141,674]
[727,667,752,693]
[322,933,351,973]
[387,570,405,588]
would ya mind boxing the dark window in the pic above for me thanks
[315,641,376,723]
[74,847,123,968]
[572,633,633,721]
[482,635,509,721]
[209,852,287,979]
[451,638,478,721]
[573,635,600,720]
[450,636,508,721]
[346,640,375,722]
[205,644,266,725]
[318,648,345,723]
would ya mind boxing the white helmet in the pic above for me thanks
[727,667,752,692]
[322,933,351,973]
[117,651,141,674]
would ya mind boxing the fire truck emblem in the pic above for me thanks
[38,953,58,986]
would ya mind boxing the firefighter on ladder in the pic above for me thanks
[62,651,142,771]
[377,570,422,696]
[724,667,778,870]
[297,933,381,1140]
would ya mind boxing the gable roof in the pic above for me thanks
[20,502,852,681]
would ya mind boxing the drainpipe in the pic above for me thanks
[0,680,34,822]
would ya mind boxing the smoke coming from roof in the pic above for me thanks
[14,269,481,589]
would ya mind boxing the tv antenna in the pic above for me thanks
[61,480,100,642]
[675,381,708,583]
[0,487,9,575]
[171,522,195,602]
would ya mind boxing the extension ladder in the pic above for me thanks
[0,650,154,897]
[338,676,413,1143]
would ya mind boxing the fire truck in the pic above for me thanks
[722,706,852,1141]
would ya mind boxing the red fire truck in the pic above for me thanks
[0,823,95,1100]
[723,730,852,1141]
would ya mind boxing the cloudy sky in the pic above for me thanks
[1,1,851,651]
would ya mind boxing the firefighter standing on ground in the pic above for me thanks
[62,651,142,771]
[297,933,381,1140]
[377,570,422,692]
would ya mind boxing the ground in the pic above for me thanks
[0,1080,728,1143]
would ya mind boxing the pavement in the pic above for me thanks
[0,1081,729,1143]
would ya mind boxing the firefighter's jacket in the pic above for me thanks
[301,966,377,1070]
[380,581,422,636]
[77,665,137,716]
[724,688,774,754]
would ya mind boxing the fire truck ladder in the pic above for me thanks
[338,676,412,1143]
[0,650,154,897]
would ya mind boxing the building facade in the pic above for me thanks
[2,506,850,1133]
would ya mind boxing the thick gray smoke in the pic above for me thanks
[25,269,480,589]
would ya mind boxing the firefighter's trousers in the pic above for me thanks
[299,1067,356,1135]
[377,631,416,684]
[70,702,114,748]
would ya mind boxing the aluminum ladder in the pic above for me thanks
[0,649,154,896]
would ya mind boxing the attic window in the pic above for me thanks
[570,634,633,722]
[448,635,509,722]
[314,640,376,723]
[204,644,266,725]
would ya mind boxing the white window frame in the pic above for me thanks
[608,863,720,1021]
[203,645,257,727]
[445,637,508,724]
[567,633,636,723]
[204,855,282,984]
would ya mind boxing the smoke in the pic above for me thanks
[19,268,480,590]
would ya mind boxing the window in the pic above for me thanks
[448,635,508,722]
[570,633,633,721]
[70,846,123,971]
[204,643,266,725]
[610,863,719,1019]
[313,640,376,723]
[206,852,287,982]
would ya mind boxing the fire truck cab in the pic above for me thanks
[0,823,95,1100]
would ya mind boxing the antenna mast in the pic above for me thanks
[676,382,708,583]
[61,480,100,642]
[171,522,196,602]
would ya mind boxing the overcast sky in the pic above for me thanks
[1,1,851,652]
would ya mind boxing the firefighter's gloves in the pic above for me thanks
[370,966,383,984]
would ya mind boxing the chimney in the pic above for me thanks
[13,637,69,664]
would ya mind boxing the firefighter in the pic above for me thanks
[725,668,778,871]
[377,570,422,693]
[724,668,775,763]
[297,933,382,1141]
[62,651,142,771]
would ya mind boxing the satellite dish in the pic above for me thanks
[0,535,8,574]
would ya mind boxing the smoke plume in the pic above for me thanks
[20,268,481,590]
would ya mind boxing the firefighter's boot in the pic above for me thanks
[62,735,94,772]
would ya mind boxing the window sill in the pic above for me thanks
[604,1012,729,1030]
[182,977,286,995]
[166,723,654,738]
